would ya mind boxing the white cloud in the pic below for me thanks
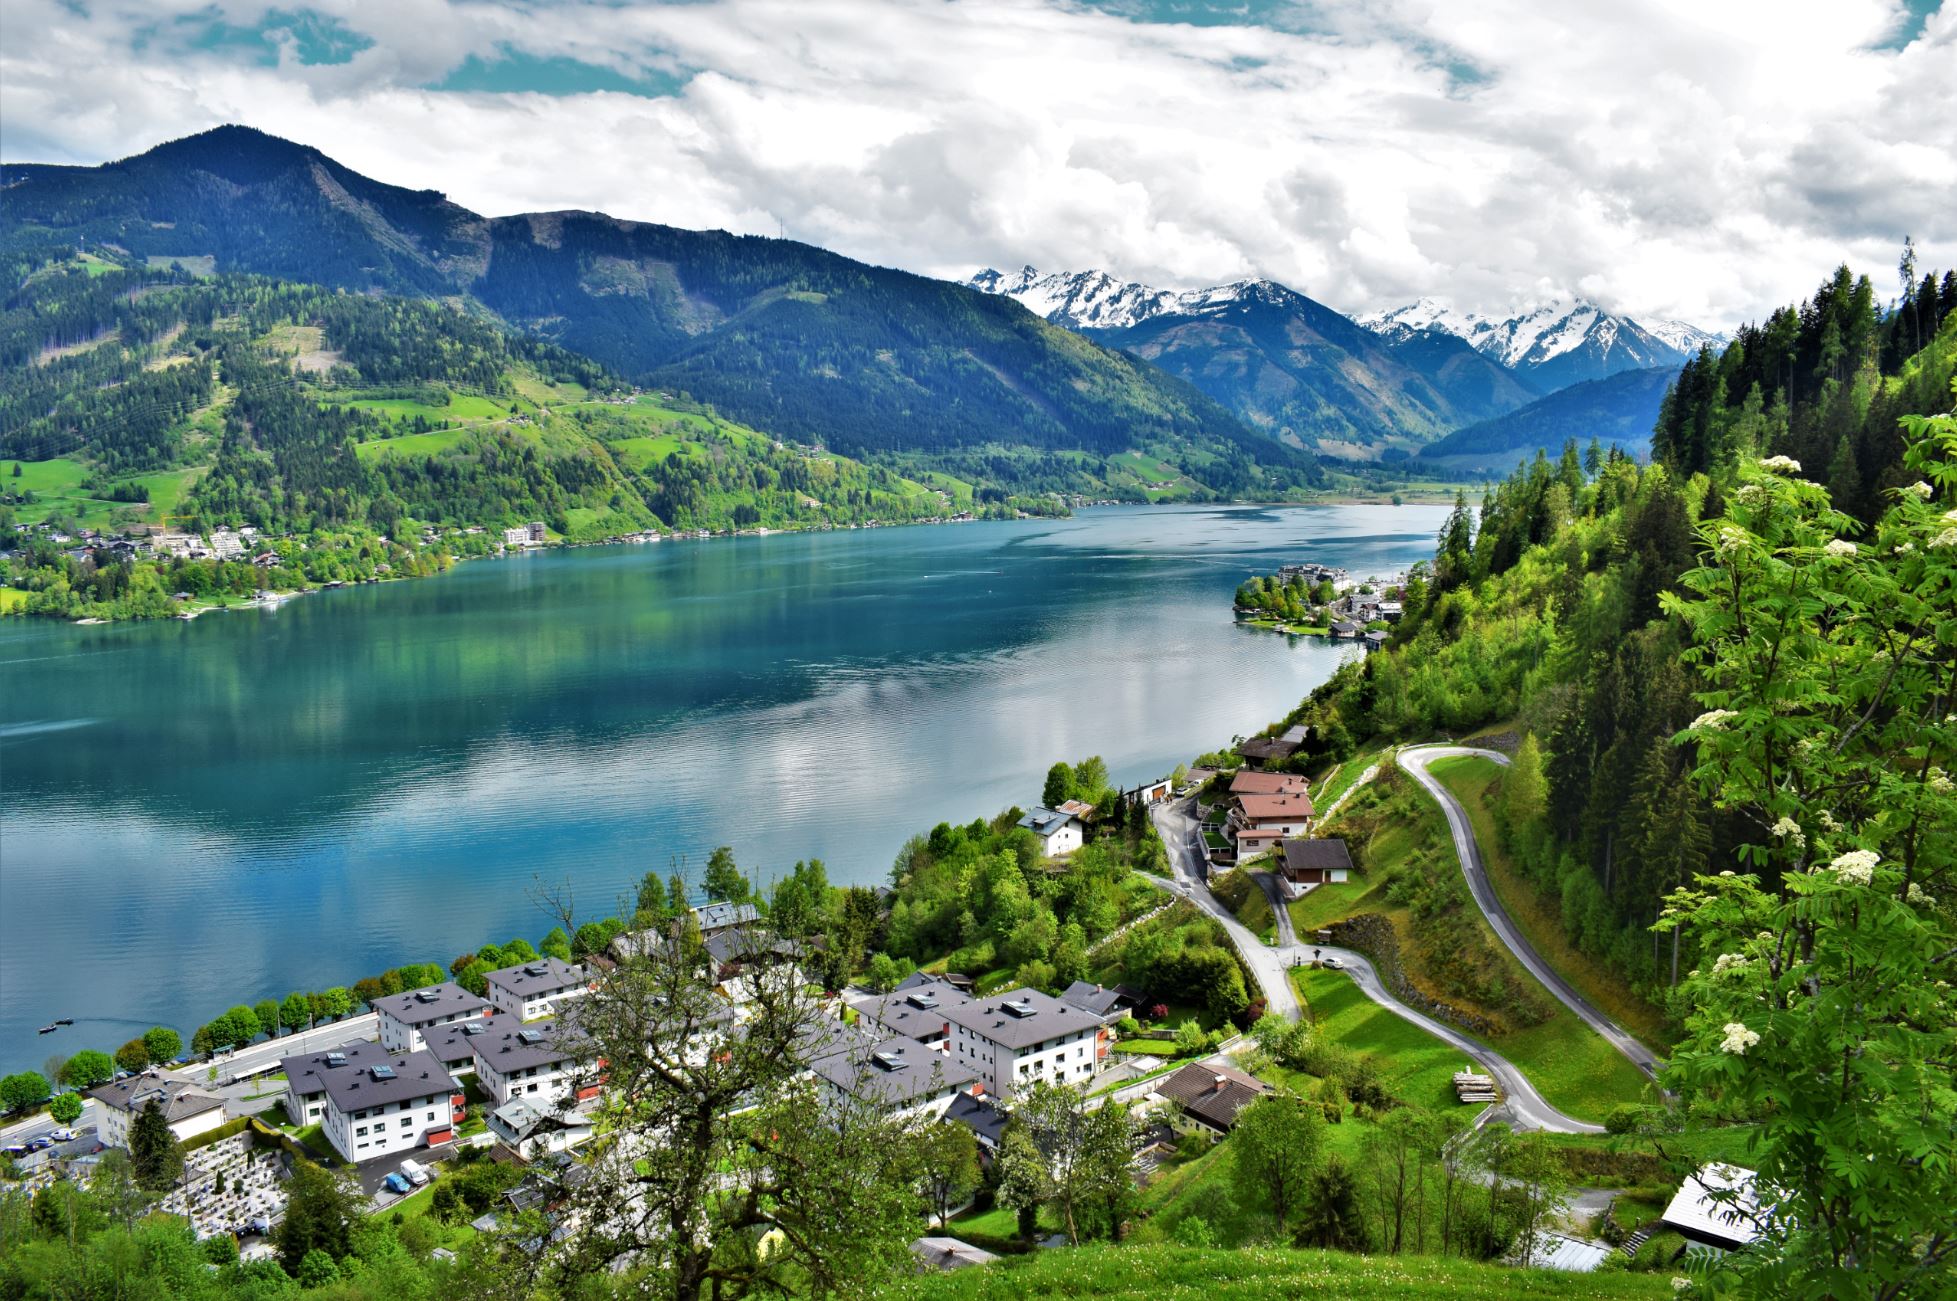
[2,0,1952,328]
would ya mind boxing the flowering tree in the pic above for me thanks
[1658,412,1957,1299]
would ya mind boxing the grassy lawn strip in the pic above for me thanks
[1291,967,1481,1113]
[892,1244,1672,1299]
[1110,1039,1179,1055]
[1234,883,1277,943]
[1427,756,1671,1051]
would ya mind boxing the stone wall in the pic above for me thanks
[1327,913,1497,1037]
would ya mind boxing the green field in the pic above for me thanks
[608,433,704,472]
[1292,967,1479,1112]
[354,428,476,460]
[886,1244,1674,1300]
[0,588,29,613]
[344,392,511,424]
[145,254,216,276]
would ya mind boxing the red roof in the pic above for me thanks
[1230,771,1310,796]
[1235,793,1316,821]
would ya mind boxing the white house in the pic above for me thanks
[483,957,590,1021]
[856,980,976,1048]
[1016,807,1083,858]
[471,1020,594,1110]
[316,1050,459,1163]
[89,1072,228,1149]
[375,982,493,1052]
[279,1039,392,1126]
[942,988,1104,1100]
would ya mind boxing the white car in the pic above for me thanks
[1320,956,1344,970]
[46,1128,77,1143]
[398,1158,431,1186]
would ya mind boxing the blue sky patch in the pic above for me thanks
[432,48,688,97]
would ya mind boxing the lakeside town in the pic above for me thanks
[0,684,1755,1287]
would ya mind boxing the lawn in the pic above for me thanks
[1292,967,1478,1112]
[885,1244,1677,1300]
[355,428,477,460]
[1489,1010,1653,1121]
[1110,1039,1180,1055]
[0,588,29,613]
[608,433,703,472]
[1313,747,1385,813]
[1427,755,1671,1052]
[344,392,510,425]
[1285,878,1378,938]
[1234,884,1276,943]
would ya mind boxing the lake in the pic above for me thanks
[0,502,1445,1068]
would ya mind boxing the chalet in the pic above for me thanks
[1228,791,1316,860]
[488,1097,593,1161]
[1150,1061,1272,1135]
[1057,980,1134,1025]
[1229,770,1310,798]
[1237,735,1299,766]
[1279,838,1354,893]
[1329,620,1363,639]
[1017,807,1083,857]
[1363,630,1389,652]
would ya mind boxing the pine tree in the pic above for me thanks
[128,1099,183,1191]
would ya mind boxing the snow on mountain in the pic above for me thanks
[967,266,1288,331]
[1360,297,1725,390]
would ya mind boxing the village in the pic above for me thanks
[0,742,1756,1283]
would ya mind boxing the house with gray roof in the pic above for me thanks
[472,1019,594,1111]
[858,979,977,1048]
[484,957,590,1021]
[1016,807,1083,858]
[315,1049,458,1163]
[1150,1061,1272,1135]
[692,901,760,937]
[90,1071,228,1149]
[375,981,492,1052]
[279,1039,392,1126]
[807,1033,978,1119]
[487,1096,594,1161]
[1057,981,1133,1025]
[1279,837,1354,893]
[942,988,1105,1099]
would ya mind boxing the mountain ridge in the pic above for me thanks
[3,126,1312,497]
[1362,296,1723,392]
[968,266,1537,455]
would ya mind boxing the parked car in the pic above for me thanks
[399,1158,431,1186]
[25,1137,51,1152]
[2,1145,27,1159]
[381,1173,412,1195]
[47,1128,77,1143]
[1320,956,1344,969]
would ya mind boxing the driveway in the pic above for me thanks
[1399,746,1663,1081]
[1251,870,1298,946]
[1149,798,1299,1021]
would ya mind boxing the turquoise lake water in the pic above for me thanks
[0,502,1446,1067]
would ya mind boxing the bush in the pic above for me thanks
[1604,1103,1645,1135]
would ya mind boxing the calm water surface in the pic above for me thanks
[0,503,1445,1067]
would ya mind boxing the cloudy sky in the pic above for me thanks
[3,0,1953,328]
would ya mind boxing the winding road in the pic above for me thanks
[1398,746,1663,1081]
[1148,796,1603,1133]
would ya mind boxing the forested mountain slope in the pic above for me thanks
[1419,367,1677,473]
[1286,263,1955,1007]
[3,128,1313,496]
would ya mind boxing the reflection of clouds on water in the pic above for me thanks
[0,504,1451,1068]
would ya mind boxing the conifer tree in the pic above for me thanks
[128,1099,183,1191]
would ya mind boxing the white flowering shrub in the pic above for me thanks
[1657,405,1957,1300]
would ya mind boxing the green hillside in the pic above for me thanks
[887,1245,1674,1300]
[2,127,1318,499]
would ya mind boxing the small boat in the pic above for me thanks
[54,1018,72,1026]
[36,1024,58,1034]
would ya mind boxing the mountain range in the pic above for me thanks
[970,267,1722,459]
[1,127,1309,499]
[1361,296,1724,393]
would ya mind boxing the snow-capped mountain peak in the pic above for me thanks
[1361,296,1726,388]
[967,266,1297,331]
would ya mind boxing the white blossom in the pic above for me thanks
[1759,456,1802,473]
[1718,870,1736,878]
[1932,528,1957,550]
[1944,508,1957,524]
[1716,526,1748,556]
[1673,1279,1693,1293]
[1817,810,1841,833]
[1719,1023,1760,1055]
[1928,768,1953,795]
[1712,953,1749,976]
[1894,542,1916,554]
[1906,481,1934,498]
[1823,539,1857,557]
[1830,849,1879,886]
[1907,883,1933,906]
[1693,710,1739,731]
[1770,816,1804,847]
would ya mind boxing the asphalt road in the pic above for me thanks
[1149,797,1299,1021]
[1399,746,1664,1081]
[1149,795,1603,1134]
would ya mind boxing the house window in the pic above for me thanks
[400,1117,411,1129]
